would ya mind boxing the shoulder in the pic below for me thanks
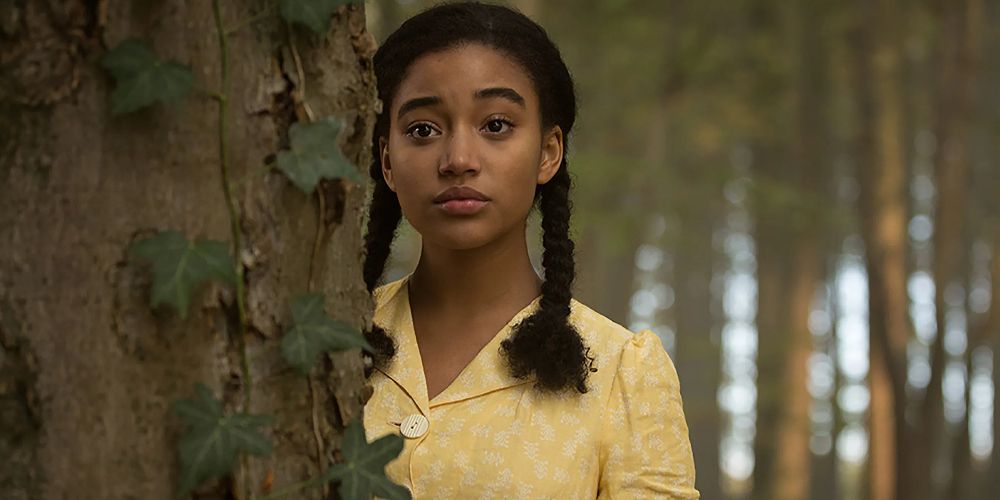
[568,298,665,361]
[567,298,673,388]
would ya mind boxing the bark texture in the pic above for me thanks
[0,1,378,498]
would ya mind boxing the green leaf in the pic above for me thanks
[281,293,372,374]
[279,0,356,35]
[101,39,194,114]
[275,116,363,193]
[322,421,409,500]
[128,231,236,319]
[172,384,274,496]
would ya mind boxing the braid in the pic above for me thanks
[361,149,401,373]
[362,180,401,293]
[538,165,575,316]
[500,160,592,393]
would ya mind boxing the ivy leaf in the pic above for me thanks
[281,293,373,375]
[280,0,356,35]
[128,231,236,319]
[101,39,194,114]
[275,116,363,193]
[172,384,273,496]
[322,420,410,500]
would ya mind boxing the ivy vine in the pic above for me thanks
[173,384,274,497]
[126,231,237,318]
[103,1,407,498]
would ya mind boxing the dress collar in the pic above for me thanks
[373,273,541,414]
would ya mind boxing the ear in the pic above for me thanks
[537,126,564,185]
[379,136,396,192]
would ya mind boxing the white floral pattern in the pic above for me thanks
[364,274,700,499]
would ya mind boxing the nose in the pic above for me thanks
[439,126,480,177]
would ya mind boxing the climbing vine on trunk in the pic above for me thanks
[101,1,406,498]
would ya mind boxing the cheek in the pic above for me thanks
[390,170,426,216]
[387,147,426,196]
[496,166,542,223]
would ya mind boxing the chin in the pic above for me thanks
[415,220,507,251]
[428,231,497,251]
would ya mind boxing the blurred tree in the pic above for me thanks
[917,1,984,498]
[850,0,913,497]
[742,0,833,498]
[981,10,1000,500]
[767,2,837,499]
[0,2,377,498]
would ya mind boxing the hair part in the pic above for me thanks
[362,1,590,393]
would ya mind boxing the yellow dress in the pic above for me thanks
[364,275,700,499]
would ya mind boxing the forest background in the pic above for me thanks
[369,1,997,499]
[0,0,996,499]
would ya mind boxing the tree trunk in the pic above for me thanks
[750,116,829,500]
[992,273,1000,499]
[919,1,982,496]
[811,267,841,500]
[750,2,831,497]
[674,219,722,498]
[850,0,912,498]
[0,2,377,498]
[750,205,786,500]
[673,170,723,500]
[769,3,834,498]
[947,236,995,500]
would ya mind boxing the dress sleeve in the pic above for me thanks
[597,329,700,499]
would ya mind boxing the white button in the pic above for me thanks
[399,414,429,439]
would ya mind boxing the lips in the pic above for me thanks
[433,186,490,204]
[433,186,490,216]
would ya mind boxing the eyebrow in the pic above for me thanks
[475,87,526,107]
[396,96,442,120]
[395,87,526,120]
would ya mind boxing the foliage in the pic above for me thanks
[173,384,273,496]
[101,40,194,114]
[128,231,236,319]
[280,0,356,35]
[276,117,363,193]
[323,421,410,500]
[281,293,373,374]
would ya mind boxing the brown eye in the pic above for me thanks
[407,123,438,139]
[484,119,511,134]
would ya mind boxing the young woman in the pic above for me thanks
[361,3,698,498]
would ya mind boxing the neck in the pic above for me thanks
[409,222,542,314]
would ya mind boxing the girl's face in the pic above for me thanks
[381,43,563,251]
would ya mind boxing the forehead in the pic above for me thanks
[393,43,538,110]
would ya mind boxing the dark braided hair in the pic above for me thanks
[362,2,591,393]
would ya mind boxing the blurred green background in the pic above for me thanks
[366,1,999,499]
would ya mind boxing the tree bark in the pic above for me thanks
[0,2,377,498]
